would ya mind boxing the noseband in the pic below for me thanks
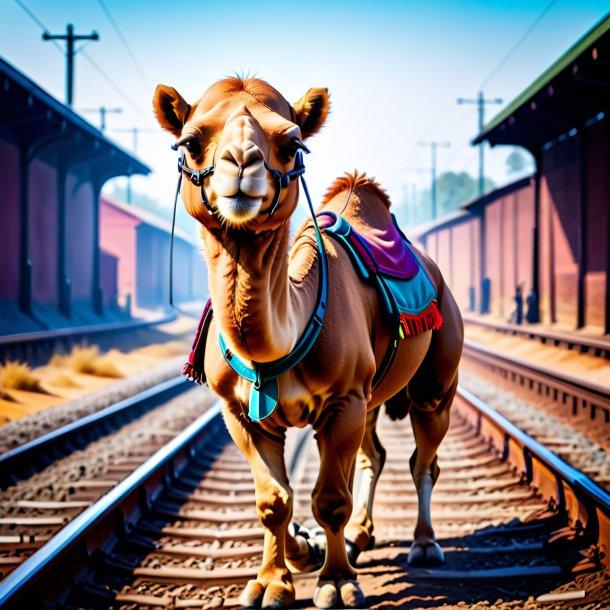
[174,144,307,219]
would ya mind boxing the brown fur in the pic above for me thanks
[322,170,391,209]
[153,77,463,609]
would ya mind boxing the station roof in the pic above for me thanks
[0,55,150,181]
[474,13,610,153]
[101,195,199,247]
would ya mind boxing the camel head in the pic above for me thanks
[153,77,329,229]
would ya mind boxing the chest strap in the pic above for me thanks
[218,174,328,422]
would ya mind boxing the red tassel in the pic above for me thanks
[182,362,204,385]
[399,302,443,337]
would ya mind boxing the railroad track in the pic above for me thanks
[0,377,206,582]
[1,384,609,609]
[0,376,190,489]
[0,311,178,367]
[462,339,610,425]
[463,316,610,360]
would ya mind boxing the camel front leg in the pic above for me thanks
[345,406,386,565]
[222,404,303,609]
[312,396,367,609]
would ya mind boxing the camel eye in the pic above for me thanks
[280,137,309,160]
[184,138,202,157]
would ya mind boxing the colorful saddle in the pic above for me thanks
[318,212,442,341]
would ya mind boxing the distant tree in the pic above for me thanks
[506,148,528,175]
[414,171,496,224]
[437,171,495,213]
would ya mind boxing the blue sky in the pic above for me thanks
[1,0,609,228]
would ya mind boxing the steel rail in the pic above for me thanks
[0,375,190,489]
[0,312,177,346]
[456,385,610,568]
[463,316,610,359]
[462,340,610,423]
[0,311,178,366]
[0,401,224,609]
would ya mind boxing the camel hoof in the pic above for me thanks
[313,580,338,609]
[338,579,366,608]
[240,580,265,608]
[407,540,445,567]
[261,579,295,609]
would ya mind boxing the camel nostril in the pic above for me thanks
[220,141,264,170]
[220,147,240,167]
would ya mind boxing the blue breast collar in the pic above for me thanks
[218,174,328,422]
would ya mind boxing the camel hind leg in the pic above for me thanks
[407,284,463,566]
[344,406,386,565]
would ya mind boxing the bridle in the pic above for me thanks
[172,142,308,219]
[168,134,329,422]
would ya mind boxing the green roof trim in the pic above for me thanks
[475,12,610,144]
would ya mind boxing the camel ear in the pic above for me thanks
[292,88,330,139]
[153,85,191,136]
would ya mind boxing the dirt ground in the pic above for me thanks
[0,315,197,426]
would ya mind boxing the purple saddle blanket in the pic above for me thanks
[317,212,418,279]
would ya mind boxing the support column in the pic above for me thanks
[604,114,610,334]
[18,144,32,315]
[91,178,103,315]
[479,209,489,314]
[57,161,71,317]
[577,128,587,329]
[527,154,541,323]
[606,115,610,335]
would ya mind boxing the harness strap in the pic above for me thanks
[218,171,328,422]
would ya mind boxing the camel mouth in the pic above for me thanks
[216,193,263,224]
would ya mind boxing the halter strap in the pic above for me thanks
[177,150,306,219]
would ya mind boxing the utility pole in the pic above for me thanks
[457,91,503,197]
[115,127,155,203]
[42,24,99,107]
[403,167,430,225]
[418,141,450,221]
[82,106,122,132]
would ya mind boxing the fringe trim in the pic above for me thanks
[182,362,205,385]
[399,301,443,337]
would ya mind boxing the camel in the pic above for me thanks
[153,77,463,609]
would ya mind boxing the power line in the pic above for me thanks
[81,106,122,131]
[80,49,151,123]
[480,0,558,88]
[418,141,451,221]
[96,0,150,89]
[12,0,150,123]
[13,0,62,53]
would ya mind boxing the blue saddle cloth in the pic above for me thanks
[319,212,443,338]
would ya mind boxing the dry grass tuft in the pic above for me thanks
[49,353,67,367]
[48,374,81,388]
[0,361,47,393]
[67,346,123,378]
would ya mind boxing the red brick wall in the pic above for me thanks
[100,199,139,306]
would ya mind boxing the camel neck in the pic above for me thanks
[203,223,312,363]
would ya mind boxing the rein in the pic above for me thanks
[169,145,328,422]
